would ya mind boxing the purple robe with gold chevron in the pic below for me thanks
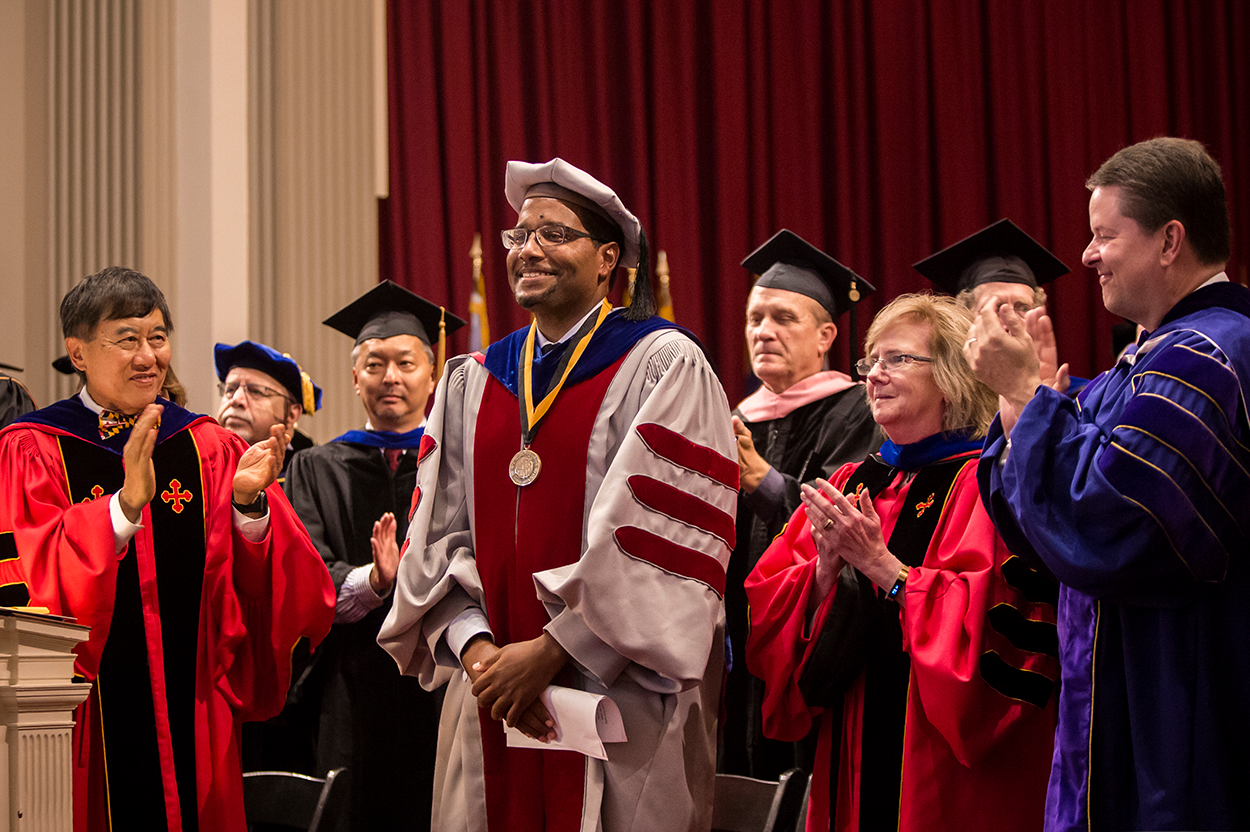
[980,281,1250,831]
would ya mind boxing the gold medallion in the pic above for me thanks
[509,448,542,486]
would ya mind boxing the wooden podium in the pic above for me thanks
[0,609,91,832]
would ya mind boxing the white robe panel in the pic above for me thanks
[380,328,736,832]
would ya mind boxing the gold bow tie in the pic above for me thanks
[98,409,138,439]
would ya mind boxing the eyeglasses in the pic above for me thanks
[855,353,934,376]
[219,381,290,403]
[501,224,595,251]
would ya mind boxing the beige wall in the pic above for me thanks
[0,0,381,443]
[0,1,50,405]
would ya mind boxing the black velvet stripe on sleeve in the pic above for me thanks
[0,531,30,606]
[1000,555,1060,606]
[979,652,1055,709]
[987,603,1060,659]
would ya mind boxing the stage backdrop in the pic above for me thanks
[382,0,1248,406]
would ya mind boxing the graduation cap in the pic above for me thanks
[214,340,322,414]
[0,361,22,373]
[914,218,1069,295]
[505,157,654,322]
[323,280,467,380]
[742,229,876,372]
[52,356,75,375]
[742,229,874,320]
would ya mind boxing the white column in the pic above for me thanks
[171,0,252,415]
[0,611,91,832]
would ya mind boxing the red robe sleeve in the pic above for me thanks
[0,426,122,677]
[187,423,336,832]
[744,462,860,742]
[193,422,335,722]
[746,459,1058,763]
[899,462,1059,767]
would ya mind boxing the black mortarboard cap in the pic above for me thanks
[322,281,466,347]
[914,218,1069,295]
[53,356,75,375]
[741,229,874,320]
[0,361,22,373]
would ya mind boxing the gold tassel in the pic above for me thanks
[437,306,447,383]
[284,352,317,413]
[300,371,315,413]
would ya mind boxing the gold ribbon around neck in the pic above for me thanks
[520,300,612,437]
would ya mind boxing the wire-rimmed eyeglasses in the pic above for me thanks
[218,381,291,403]
[854,353,934,376]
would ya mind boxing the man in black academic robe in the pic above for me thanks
[284,282,465,832]
[0,362,36,428]
[723,230,882,780]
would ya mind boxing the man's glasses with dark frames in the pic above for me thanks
[501,224,596,251]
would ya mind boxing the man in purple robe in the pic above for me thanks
[968,137,1250,831]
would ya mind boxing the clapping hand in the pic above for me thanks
[369,512,400,595]
[119,404,164,523]
[233,423,285,509]
[801,478,901,600]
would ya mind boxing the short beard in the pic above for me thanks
[515,285,553,310]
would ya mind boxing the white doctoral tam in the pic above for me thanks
[504,157,642,270]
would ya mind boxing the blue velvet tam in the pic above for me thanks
[213,340,322,413]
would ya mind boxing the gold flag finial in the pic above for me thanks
[656,251,674,322]
[468,233,489,350]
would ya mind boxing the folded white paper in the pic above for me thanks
[504,685,627,760]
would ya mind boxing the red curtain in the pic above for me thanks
[384,0,1249,407]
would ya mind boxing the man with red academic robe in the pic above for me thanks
[0,267,335,832]
[379,159,737,831]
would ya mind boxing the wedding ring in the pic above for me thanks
[823,518,834,530]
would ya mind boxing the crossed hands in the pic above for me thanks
[963,297,1069,437]
[462,632,569,742]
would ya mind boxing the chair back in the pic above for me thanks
[711,767,807,832]
[243,768,350,832]
[793,770,812,831]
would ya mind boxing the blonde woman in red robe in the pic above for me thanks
[746,293,1058,832]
